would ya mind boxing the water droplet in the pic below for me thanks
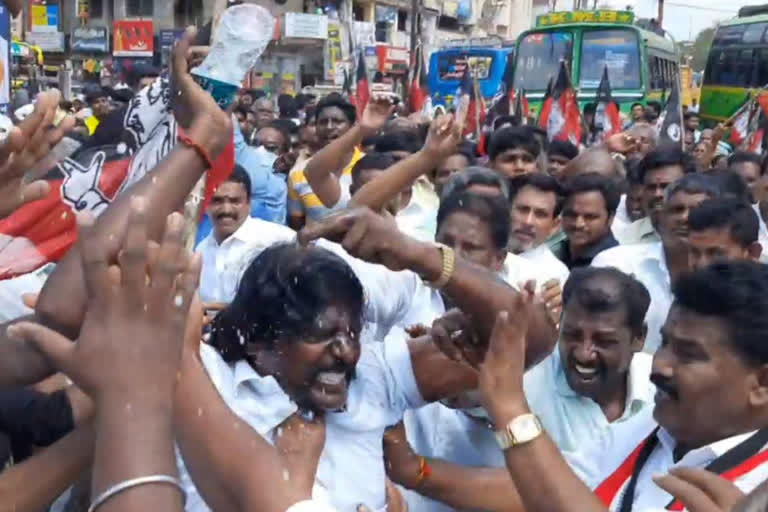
[197,407,203,416]
[125,402,132,411]
[143,304,148,312]
[276,427,283,437]
[174,295,184,308]
[282,469,290,481]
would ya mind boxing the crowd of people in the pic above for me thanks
[5,24,768,512]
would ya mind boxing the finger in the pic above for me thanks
[653,474,721,512]
[487,310,512,361]
[175,252,202,325]
[357,505,373,512]
[118,197,149,297]
[668,467,745,507]
[21,293,38,309]
[297,210,357,246]
[19,181,50,206]
[431,322,462,362]
[149,212,185,302]
[0,127,23,165]
[340,216,368,256]
[76,212,111,300]
[7,321,77,379]
[172,26,196,82]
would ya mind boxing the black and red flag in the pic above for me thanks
[728,94,753,148]
[457,66,485,139]
[512,88,530,126]
[355,51,370,120]
[408,45,429,114]
[589,67,622,145]
[0,78,234,280]
[536,61,582,145]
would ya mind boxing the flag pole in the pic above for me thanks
[183,175,207,252]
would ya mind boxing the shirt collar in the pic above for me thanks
[563,232,618,268]
[657,428,759,463]
[208,216,257,248]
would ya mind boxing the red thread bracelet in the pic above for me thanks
[177,132,214,170]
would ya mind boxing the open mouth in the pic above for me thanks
[569,361,600,383]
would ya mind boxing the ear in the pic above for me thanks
[631,323,648,353]
[748,364,768,408]
[748,242,762,262]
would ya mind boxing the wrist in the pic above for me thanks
[189,117,230,159]
[489,394,530,429]
[406,241,444,282]
[358,123,379,140]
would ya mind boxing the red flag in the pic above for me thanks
[355,52,370,120]
[728,96,753,147]
[408,46,428,114]
[0,78,234,280]
[512,88,530,126]
[457,67,485,138]
[589,67,621,145]
[537,62,582,145]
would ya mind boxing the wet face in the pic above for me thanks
[90,96,110,119]
[491,148,537,178]
[631,104,645,121]
[434,154,471,196]
[562,191,613,252]
[255,127,287,155]
[644,165,685,228]
[732,162,762,202]
[547,154,572,180]
[559,298,643,401]
[207,181,251,243]
[509,185,560,254]
[659,191,711,246]
[688,227,758,271]
[316,106,352,146]
[652,304,762,448]
[436,211,505,271]
[272,304,362,412]
[626,184,646,222]
[253,99,275,129]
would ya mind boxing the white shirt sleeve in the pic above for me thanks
[285,500,340,512]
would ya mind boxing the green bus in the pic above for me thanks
[700,6,768,124]
[513,10,679,117]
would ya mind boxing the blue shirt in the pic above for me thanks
[233,124,287,224]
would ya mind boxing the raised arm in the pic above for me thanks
[298,208,557,368]
[350,115,460,212]
[35,29,232,339]
[305,97,393,207]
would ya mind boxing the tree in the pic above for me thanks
[691,27,716,72]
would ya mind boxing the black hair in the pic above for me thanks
[631,102,644,110]
[456,141,478,166]
[639,144,697,183]
[210,243,364,362]
[509,172,565,217]
[728,151,764,175]
[278,94,299,118]
[646,101,662,114]
[563,267,651,338]
[350,152,396,192]
[315,96,357,124]
[373,130,423,155]
[563,172,621,216]
[688,197,759,247]
[548,140,579,161]
[441,166,510,200]
[583,102,597,115]
[492,115,518,131]
[683,111,700,121]
[708,170,752,203]
[225,165,252,199]
[271,118,299,135]
[255,122,291,154]
[672,261,768,366]
[233,105,250,119]
[437,190,511,251]
[625,158,644,186]
[488,126,541,161]
[665,173,722,203]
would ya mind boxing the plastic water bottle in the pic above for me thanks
[192,4,275,108]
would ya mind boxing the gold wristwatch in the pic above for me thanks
[494,414,543,450]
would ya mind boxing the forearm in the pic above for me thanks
[408,244,557,368]
[36,143,211,338]
[305,125,366,207]
[92,396,182,512]
[0,422,95,512]
[350,150,434,211]
[174,352,303,512]
[407,335,477,402]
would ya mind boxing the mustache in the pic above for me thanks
[650,373,678,398]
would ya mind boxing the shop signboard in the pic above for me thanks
[284,13,328,39]
[30,0,58,32]
[159,29,184,66]
[376,45,409,74]
[71,26,108,52]
[0,3,9,113]
[324,22,342,81]
[27,30,64,52]
[113,20,153,57]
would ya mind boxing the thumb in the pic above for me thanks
[21,292,38,309]
[20,181,50,205]
[8,321,76,377]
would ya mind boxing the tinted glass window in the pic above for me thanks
[514,31,574,90]
[579,29,641,89]
[743,22,768,43]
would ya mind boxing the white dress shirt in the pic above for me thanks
[287,501,340,512]
[178,337,426,512]
[517,244,570,286]
[614,216,659,246]
[752,203,768,264]
[565,408,768,511]
[591,242,671,353]
[0,263,54,322]
[524,349,655,453]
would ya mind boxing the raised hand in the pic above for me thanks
[430,308,483,368]
[170,26,232,158]
[360,94,396,136]
[422,114,462,161]
[539,279,562,327]
[8,198,201,401]
[653,468,745,512]
[478,296,531,427]
[0,89,75,218]
[604,132,640,155]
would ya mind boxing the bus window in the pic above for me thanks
[714,24,746,45]
[706,48,756,86]
[437,53,493,81]
[513,31,573,91]
[650,56,661,89]
[579,29,641,89]
[743,22,768,44]
[757,48,768,86]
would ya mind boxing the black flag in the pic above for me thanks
[657,79,683,148]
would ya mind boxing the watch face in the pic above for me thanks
[512,414,541,442]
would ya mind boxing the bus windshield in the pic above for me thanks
[436,52,494,81]
[514,31,573,90]
[579,29,641,89]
